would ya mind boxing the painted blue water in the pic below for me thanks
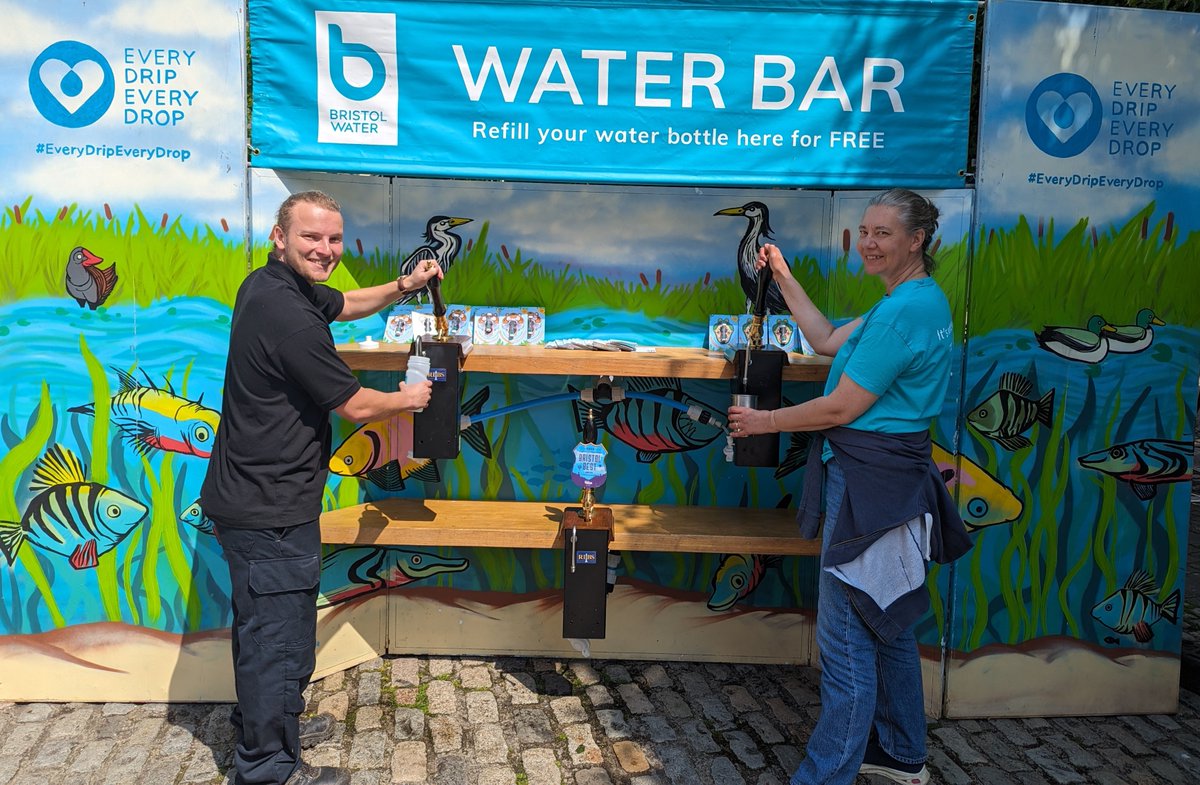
[2,296,1194,650]
[934,326,1199,652]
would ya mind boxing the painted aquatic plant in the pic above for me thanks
[0,383,62,628]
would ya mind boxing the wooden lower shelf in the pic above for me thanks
[336,343,831,382]
[320,498,820,556]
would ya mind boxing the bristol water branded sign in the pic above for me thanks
[249,0,976,187]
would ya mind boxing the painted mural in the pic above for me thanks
[943,0,1199,717]
[0,0,1193,724]
[0,0,250,700]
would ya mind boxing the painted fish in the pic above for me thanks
[329,386,492,490]
[707,553,781,611]
[0,444,148,569]
[571,377,722,462]
[317,546,469,608]
[69,367,220,458]
[1091,570,1179,643]
[967,372,1055,451]
[179,499,215,535]
[932,442,1023,531]
[1077,438,1193,500]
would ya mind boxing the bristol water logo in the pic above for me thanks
[316,11,397,146]
[29,41,115,128]
[1025,73,1102,158]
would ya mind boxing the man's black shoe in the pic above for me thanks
[284,762,350,785]
[298,713,336,748]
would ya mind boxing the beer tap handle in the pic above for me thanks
[583,408,598,444]
[752,264,773,319]
[427,272,448,339]
[427,272,446,319]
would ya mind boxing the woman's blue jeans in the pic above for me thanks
[790,459,928,785]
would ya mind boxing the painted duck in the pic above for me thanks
[1105,308,1164,353]
[1034,314,1115,364]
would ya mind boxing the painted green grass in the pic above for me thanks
[2,198,247,306]
[955,204,1198,333]
[6,198,1194,334]
[333,221,824,321]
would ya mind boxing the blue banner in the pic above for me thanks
[249,0,976,187]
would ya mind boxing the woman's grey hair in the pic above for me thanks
[867,188,940,274]
[275,190,342,235]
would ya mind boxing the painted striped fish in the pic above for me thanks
[179,499,215,535]
[0,444,148,569]
[966,372,1054,451]
[69,367,220,458]
[572,377,722,463]
[317,546,469,608]
[1077,438,1193,500]
[1091,570,1180,643]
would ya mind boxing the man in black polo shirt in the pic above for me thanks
[200,190,441,785]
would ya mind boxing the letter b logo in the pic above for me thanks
[328,24,386,101]
[316,12,397,146]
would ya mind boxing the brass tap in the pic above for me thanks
[580,487,595,522]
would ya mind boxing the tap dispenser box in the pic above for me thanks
[731,348,785,468]
[410,341,465,460]
[561,508,613,640]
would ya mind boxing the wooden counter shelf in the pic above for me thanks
[336,343,831,382]
[320,498,820,557]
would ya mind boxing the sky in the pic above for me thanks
[977,0,1200,234]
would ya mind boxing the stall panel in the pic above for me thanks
[947,0,1200,717]
[0,0,247,702]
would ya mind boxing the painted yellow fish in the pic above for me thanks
[330,387,491,490]
[708,553,781,611]
[69,367,220,458]
[932,442,1023,531]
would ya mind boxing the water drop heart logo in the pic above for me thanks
[39,59,106,114]
[1025,73,1102,159]
[1035,91,1094,143]
[29,41,115,128]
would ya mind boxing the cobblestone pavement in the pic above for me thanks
[1,651,1198,785]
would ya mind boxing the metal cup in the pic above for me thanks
[730,393,758,409]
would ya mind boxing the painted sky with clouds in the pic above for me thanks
[0,0,246,232]
[977,0,1200,234]
[252,170,972,284]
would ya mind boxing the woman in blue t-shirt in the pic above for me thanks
[728,188,968,785]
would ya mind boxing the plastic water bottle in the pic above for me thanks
[405,354,431,412]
